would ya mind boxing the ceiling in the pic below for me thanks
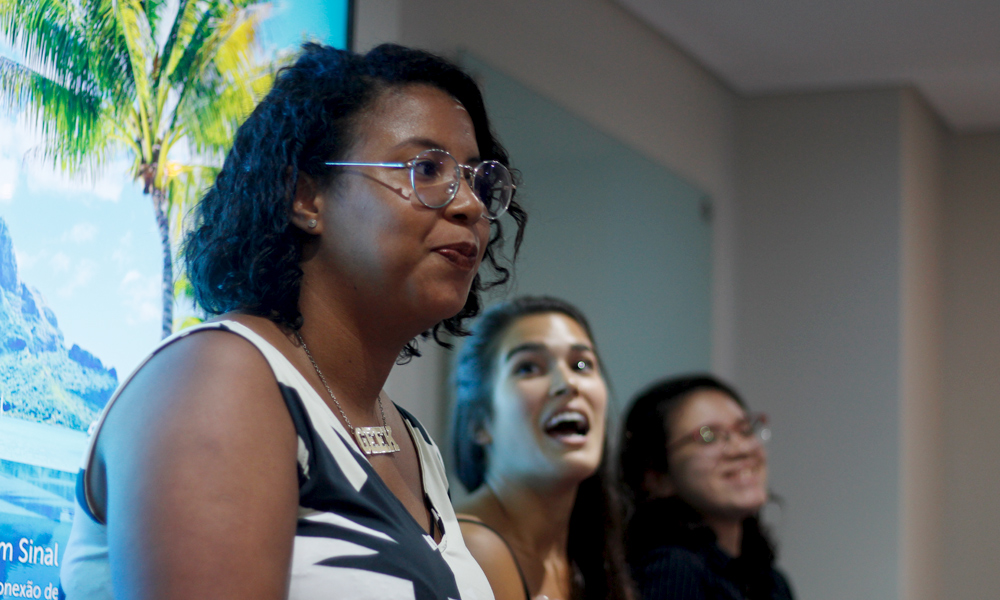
[616,0,1000,132]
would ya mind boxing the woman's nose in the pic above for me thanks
[722,430,761,456]
[549,364,579,397]
[443,174,486,223]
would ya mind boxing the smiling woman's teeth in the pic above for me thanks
[544,411,589,436]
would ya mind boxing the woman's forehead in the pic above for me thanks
[357,84,477,158]
[671,390,745,429]
[497,313,592,355]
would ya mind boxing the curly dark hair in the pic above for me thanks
[451,296,633,600]
[183,43,527,358]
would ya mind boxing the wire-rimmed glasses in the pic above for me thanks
[667,413,770,454]
[325,148,515,220]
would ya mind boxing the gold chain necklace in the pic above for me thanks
[296,332,400,455]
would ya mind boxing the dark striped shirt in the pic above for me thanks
[627,497,794,600]
[631,542,793,600]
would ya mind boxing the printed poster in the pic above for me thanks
[0,1,350,595]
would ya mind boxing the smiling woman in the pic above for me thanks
[451,296,633,600]
[57,43,526,600]
[620,375,794,600]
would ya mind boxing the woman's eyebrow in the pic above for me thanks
[393,136,441,151]
[391,136,481,162]
[504,342,594,362]
[504,342,546,362]
[699,416,751,428]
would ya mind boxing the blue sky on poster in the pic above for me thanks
[0,0,349,376]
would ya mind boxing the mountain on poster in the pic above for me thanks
[0,217,118,432]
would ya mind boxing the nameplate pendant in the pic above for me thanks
[354,425,401,455]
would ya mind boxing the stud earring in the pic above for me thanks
[474,429,492,446]
[307,219,318,229]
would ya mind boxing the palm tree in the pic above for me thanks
[0,0,277,337]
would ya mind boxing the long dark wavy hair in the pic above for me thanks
[620,374,780,598]
[452,296,632,600]
[183,43,527,358]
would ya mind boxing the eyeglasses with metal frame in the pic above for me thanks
[667,413,770,453]
[325,148,515,220]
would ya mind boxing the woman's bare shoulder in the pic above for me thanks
[457,513,528,600]
[91,320,298,518]
[89,321,301,597]
[103,322,288,436]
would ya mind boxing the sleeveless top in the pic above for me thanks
[59,320,495,600]
[457,518,531,600]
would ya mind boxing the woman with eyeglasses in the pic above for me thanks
[60,43,525,599]
[619,375,793,600]
[451,296,633,600]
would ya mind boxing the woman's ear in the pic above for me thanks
[473,412,493,446]
[290,171,323,233]
[474,426,492,446]
[643,469,676,499]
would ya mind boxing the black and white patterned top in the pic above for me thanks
[60,320,494,600]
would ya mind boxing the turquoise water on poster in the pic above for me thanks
[0,2,350,594]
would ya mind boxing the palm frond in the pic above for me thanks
[174,315,205,330]
[80,0,136,107]
[154,0,195,110]
[170,4,279,157]
[165,162,216,322]
[29,117,125,180]
[166,162,217,230]
[168,1,268,96]
[0,57,110,172]
[0,0,108,100]
[0,0,80,65]
[142,0,169,39]
[174,62,271,159]
[167,0,220,91]
[113,0,157,160]
[209,3,264,76]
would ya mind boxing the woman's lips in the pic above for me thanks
[434,242,478,270]
[723,463,765,486]
[542,409,591,446]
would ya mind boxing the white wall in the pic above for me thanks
[940,132,1000,599]
[355,2,998,598]
[735,89,906,599]
[354,0,741,380]
[898,90,945,600]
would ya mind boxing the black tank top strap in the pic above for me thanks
[457,517,531,600]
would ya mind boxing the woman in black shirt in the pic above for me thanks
[620,375,793,600]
